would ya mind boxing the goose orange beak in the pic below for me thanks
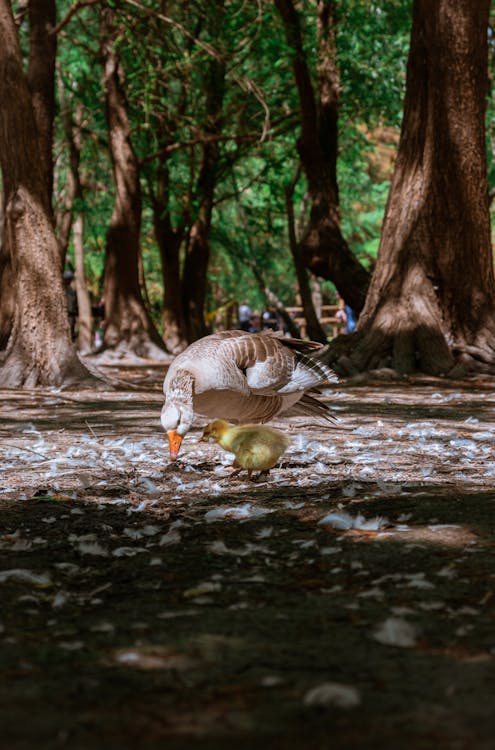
[167,430,183,461]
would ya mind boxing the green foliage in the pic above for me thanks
[53,0,111,293]
[338,0,411,127]
[336,0,410,264]
[50,0,415,320]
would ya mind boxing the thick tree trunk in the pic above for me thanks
[27,0,56,214]
[181,48,226,342]
[100,7,167,358]
[0,0,56,349]
[0,234,14,351]
[0,0,91,387]
[325,0,495,376]
[274,0,370,313]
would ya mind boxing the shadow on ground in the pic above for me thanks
[1,374,495,749]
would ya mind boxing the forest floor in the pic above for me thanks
[1,363,495,750]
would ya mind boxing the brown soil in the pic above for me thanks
[1,366,495,749]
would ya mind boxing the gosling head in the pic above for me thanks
[200,420,230,444]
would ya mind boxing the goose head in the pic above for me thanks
[161,371,194,460]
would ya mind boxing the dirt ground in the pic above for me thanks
[1,365,495,750]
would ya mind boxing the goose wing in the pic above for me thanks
[218,331,336,395]
[164,331,337,424]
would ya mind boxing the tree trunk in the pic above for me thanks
[27,0,56,215]
[73,212,93,354]
[231,173,302,339]
[326,0,495,376]
[58,91,93,353]
[100,7,167,358]
[182,213,213,342]
[149,164,188,354]
[0,217,14,350]
[144,11,198,353]
[274,0,371,313]
[181,46,226,342]
[157,219,187,354]
[285,164,327,342]
[245,259,302,339]
[56,72,78,260]
[0,0,91,387]
[0,0,57,349]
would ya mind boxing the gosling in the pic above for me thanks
[201,420,291,481]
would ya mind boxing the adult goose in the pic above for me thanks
[161,330,337,459]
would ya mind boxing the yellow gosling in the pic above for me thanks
[201,420,291,481]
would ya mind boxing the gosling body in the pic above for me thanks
[201,420,291,481]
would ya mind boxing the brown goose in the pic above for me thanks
[161,330,337,459]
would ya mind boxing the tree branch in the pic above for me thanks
[140,131,261,166]
[122,0,271,140]
[273,0,318,147]
[51,0,101,36]
[121,0,221,61]
[285,163,327,342]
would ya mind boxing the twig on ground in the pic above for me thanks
[85,421,100,440]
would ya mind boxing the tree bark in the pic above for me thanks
[56,71,78,260]
[143,10,199,352]
[274,0,370,313]
[155,214,187,354]
[325,0,495,376]
[0,0,57,349]
[100,7,167,358]
[149,161,188,354]
[285,164,327,342]
[0,219,14,350]
[27,0,56,214]
[73,212,93,354]
[58,88,93,353]
[0,0,91,386]
[181,42,226,342]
